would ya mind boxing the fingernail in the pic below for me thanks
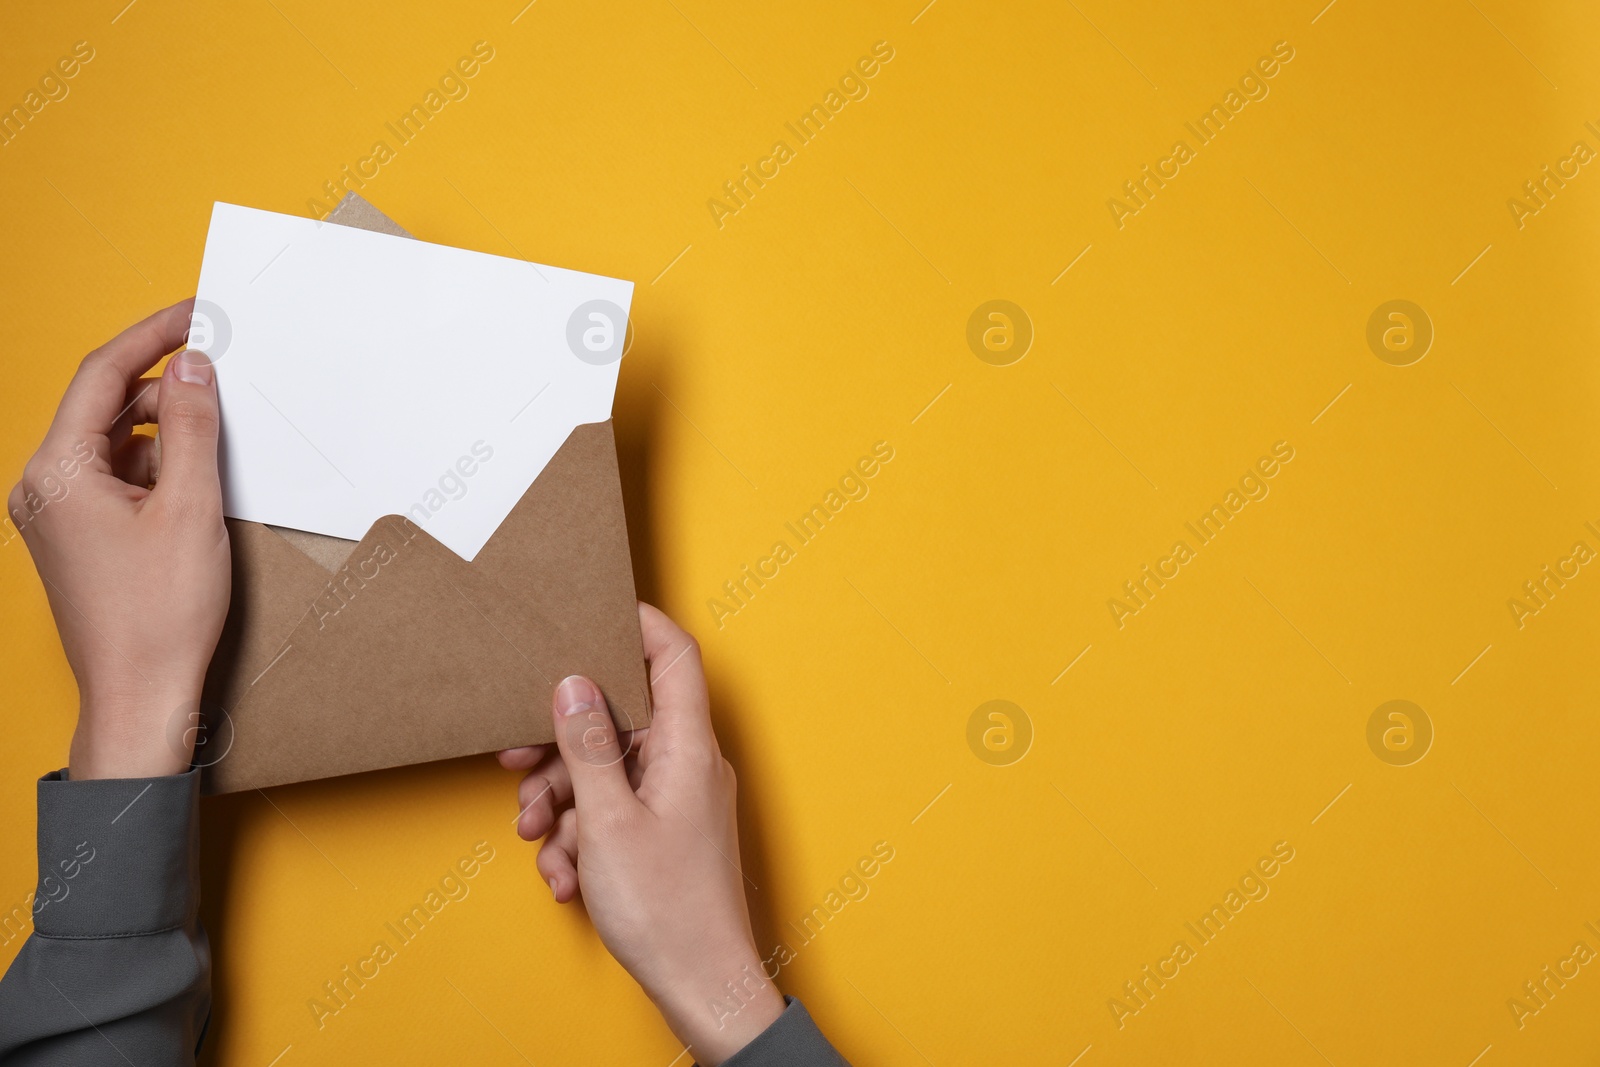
[548,876,559,896]
[174,349,213,386]
[556,675,597,717]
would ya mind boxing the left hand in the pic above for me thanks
[9,299,231,779]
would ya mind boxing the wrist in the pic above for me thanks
[72,687,203,779]
[653,950,786,1066]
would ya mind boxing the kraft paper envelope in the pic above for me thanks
[200,193,650,794]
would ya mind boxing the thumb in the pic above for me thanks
[552,675,639,814]
[150,349,221,507]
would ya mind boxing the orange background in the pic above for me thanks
[2,1,1598,1063]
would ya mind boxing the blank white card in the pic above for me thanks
[192,202,633,560]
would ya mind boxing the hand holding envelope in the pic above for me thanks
[192,194,650,793]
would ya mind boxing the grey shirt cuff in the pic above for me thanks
[0,768,210,1065]
[720,997,850,1067]
[33,768,202,938]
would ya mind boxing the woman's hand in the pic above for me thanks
[9,299,230,780]
[498,604,783,1065]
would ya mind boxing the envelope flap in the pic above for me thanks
[205,420,647,791]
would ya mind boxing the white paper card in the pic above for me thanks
[192,202,633,561]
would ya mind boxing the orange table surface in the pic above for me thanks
[2,2,1598,1063]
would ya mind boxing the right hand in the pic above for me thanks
[497,604,783,1065]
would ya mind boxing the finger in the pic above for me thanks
[107,377,161,449]
[50,300,194,440]
[148,350,221,514]
[551,675,640,814]
[637,602,719,761]
[496,742,554,771]
[640,602,710,710]
[622,726,652,774]
[111,434,159,488]
[515,752,573,842]
[536,808,580,903]
[507,728,643,767]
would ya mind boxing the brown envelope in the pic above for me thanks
[199,193,649,794]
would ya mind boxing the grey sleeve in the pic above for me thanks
[0,769,210,1066]
[719,998,851,1067]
